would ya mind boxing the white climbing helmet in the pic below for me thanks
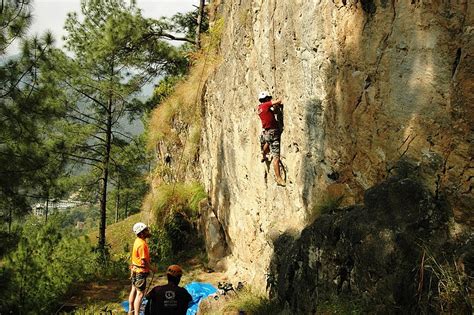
[258,91,271,100]
[133,222,148,235]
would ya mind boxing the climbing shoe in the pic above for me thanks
[276,178,286,187]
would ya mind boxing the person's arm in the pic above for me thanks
[271,99,282,107]
[141,258,149,270]
[138,244,151,270]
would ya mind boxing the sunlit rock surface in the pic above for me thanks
[199,0,472,300]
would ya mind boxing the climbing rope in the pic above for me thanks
[271,0,278,95]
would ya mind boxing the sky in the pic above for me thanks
[28,0,196,50]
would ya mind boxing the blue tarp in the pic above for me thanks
[121,298,147,315]
[121,282,217,315]
[184,282,218,315]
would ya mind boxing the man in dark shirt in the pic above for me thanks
[257,91,285,186]
[144,265,192,315]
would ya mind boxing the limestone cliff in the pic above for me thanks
[198,0,472,304]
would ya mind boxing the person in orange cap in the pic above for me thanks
[144,265,192,315]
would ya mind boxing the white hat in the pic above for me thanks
[258,91,271,100]
[133,222,148,235]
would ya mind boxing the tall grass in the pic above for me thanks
[199,288,280,315]
[420,250,472,313]
[146,19,223,180]
[145,182,206,222]
[143,18,223,268]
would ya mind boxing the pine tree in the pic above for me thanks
[53,0,187,252]
[0,0,67,230]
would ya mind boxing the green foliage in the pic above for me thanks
[206,17,225,52]
[107,135,150,223]
[148,226,173,265]
[1,4,66,226]
[144,75,182,112]
[0,216,97,314]
[148,213,201,264]
[201,288,280,315]
[0,0,33,53]
[317,295,366,314]
[99,252,129,279]
[147,182,206,263]
[164,212,195,252]
[47,0,188,250]
[171,8,209,40]
[223,289,279,315]
[51,205,100,234]
[151,182,206,221]
[0,229,20,257]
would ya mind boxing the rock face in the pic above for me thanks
[200,0,472,300]
[268,173,472,313]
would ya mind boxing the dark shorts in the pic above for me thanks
[261,129,281,157]
[131,272,149,291]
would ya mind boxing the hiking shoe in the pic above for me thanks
[276,178,286,187]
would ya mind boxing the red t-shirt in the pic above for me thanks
[258,101,278,129]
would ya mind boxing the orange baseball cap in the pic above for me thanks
[167,265,183,277]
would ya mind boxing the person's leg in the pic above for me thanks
[134,290,145,315]
[269,132,285,186]
[128,285,136,315]
[260,131,269,162]
[262,142,270,162]
[273,157,285,186]
[132,273,147,315]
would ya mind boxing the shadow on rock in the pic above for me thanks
[267,170,472,314]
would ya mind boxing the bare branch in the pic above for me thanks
[155,32,196,44]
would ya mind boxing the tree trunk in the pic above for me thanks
[115,179,120,223]
[98,99,113,253]
[195,0,205,49]
[124,194,129,218]
[98,57,116,253]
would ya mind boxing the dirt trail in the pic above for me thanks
[60,260,228,314]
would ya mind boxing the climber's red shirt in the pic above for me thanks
[258,101,278,129]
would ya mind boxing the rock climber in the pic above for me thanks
[128,222,155,315]
[257,91,285,186]
[144,264,192,315]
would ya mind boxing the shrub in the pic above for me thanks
[0,215,97,314]
[148,225,173,265]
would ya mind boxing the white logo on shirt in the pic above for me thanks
[165,290,175,300]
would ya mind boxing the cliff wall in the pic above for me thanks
[199,0,472,307]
